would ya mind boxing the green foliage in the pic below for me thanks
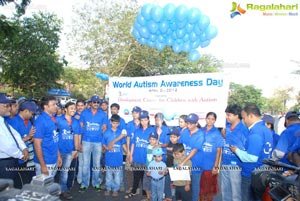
[61,67,104,99]
[0,12,64,97]
[228,82,266,109]
[68,0,223,79]
[264,87,294,114]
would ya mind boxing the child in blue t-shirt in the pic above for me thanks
[102,114,127,197]
[147,148,167,201]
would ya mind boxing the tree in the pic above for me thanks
[0,12,64,97]
[0,0,31,39]
[68,0,223,78]
[228,82,265,109]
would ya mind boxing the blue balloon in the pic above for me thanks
[132,29,140,39]
[205,25,218,40]
[189,32,198,42]
[176,29,185,38]
[182,43,191,53]
[172,43,182,53]
[147,40,156,48]
[151,6,163,22]
[137,13,147,26]
[157,35,165,43]
[198,15,210,31]
[159,21,169,33]
[189,50,201,62]
[175,5,188,22]
[163,3,176,20]
[149,34,157,42]
[166,37,173,46]
[169,22,177,31]
[133,19,141,30]
[141,4,153,20]
[183,34,189,42]
[186,23,194,33]
[138,37,147,45]
[156,42,165,51]
[139,27,150,38]
[200,40,211,48]
[199,32,207,41]
[96,73,109,81]
[190,40,201,49]
[147,20,159,34]
[188,8,202,24]
[176,20,187,29]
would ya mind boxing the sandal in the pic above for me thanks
[124,193,136,199]
[125,187,132,194]
[104,190,110,196]
[112,191,118,197]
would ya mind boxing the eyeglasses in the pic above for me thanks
[92,101,100,104]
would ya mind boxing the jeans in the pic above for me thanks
[164,173,172,199]
[151,177,165,201]
[67,157,77,189]
[220,166,242,201]
[105,166,122,192]
[242,176,261,201]
[35,163,57,177]
[82,141,102,187]
[59,153,73,192]
[76,152,83,184]
[191,172,202,201]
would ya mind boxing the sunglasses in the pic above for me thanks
[92,101,100,104]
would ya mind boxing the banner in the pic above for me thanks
[108,73,229,127]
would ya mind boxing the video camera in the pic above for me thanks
[251,158,300,201]
[0,174,61,201]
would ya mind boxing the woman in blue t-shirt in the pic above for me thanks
[200,112,224,201]
[125,110,154,199]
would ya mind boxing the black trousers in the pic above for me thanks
[175,185,192,201]
[0,158,19,188]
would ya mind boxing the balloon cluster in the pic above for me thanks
[96,72,109,81]
[132,3,218,62]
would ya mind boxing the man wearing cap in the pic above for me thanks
[79,95,108,192]
[9,101,37,187]
[272,111,300,163]
[100,99,109,115]
[178,113,205,201]
[0,93,28,187]
[262,114,280,149]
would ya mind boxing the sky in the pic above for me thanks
[1,0,300,99]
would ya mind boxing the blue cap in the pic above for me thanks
[56,103,63,109]
[19,101,37,114]
[132,106,142,113]
[285,111,300,120]
[185,113,199,124]
[149,132,158,140]
[262,114,274,124]
[101,99,108,105]
[90,95,101,102]
[168,127,180,136]
[139,110,149,119]
[0,93,12,104]
[152,148,164,156]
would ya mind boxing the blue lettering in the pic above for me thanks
[206,78,223,87]
[112,81,132,88]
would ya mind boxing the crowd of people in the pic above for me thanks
[1,92,300,201]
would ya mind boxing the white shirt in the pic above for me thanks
[0,116,27,159]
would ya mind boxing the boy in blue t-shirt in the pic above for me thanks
[147,148,167,201]
[102,114,127,197]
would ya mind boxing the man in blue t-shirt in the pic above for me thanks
[221,104,248,201]
[230,103,273,201]
[78,95,108,192]
[34,96,61,177]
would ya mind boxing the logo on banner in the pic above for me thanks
[230,2,246,18]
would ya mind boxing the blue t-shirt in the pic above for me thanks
[241,121,273,178]
[10,115,34,164]
[106,116,126,131]
[276,123,300,153]
[34,112,59,164]
[102,128,126,167]
[179,128,204,173]
[148,160,167,179]
[126,120,140,147]
[154,125,170,162]
[57,115,81,154]
[132,126,155,164]
[222,121,248,166]
[200,126,224,170]
[79,108,108,142]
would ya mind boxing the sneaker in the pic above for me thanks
[94,185,101,192]
[60,191,73,200]
[78,185,87,193]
